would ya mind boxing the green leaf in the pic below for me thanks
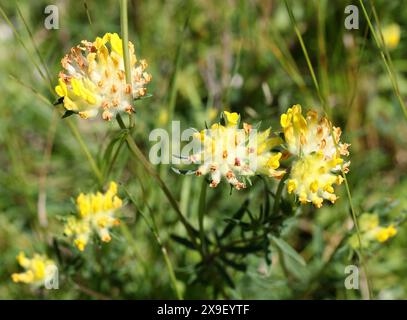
[171,167,196,175]
[220,200,249,239]
[215,262,235,288]
[225,243,263,254]
[135,93,153,101]
[263,236,272,265]
[271,236,306,266]
[61,110,77,118]
[170,234,197,250]
[220,257,247,272]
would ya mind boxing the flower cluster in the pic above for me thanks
[188,111,285,190]
[64,182,123,251]
[11,252,56,286]
[348,213,397,249]
[281,105,350,208]
[55,33,152,121]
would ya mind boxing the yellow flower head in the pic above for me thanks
[223,111,240,127]
[64,182,122,251]
[55,33,152,121]
[11,252,56,286]
[281,105,350,208]
[382,23,401,50]
[188,111,285,190]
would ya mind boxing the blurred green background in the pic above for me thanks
[0,0,406,299]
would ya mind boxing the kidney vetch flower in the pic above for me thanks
[55,32,152,120]
[64,181,123,251]
[11,252,57,286]
[187,111,285,190]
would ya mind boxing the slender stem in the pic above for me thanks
[66,119,104,185]
[115,11,193,287]
[83,0,93,25]
[120,0,132,85]
[116,115,198,246]
[342,173,373,299]
[284,0,325,109]
[104,139,125,181]
[198,179,208,255]
[358,0,407,122]
[316,0,329,101]
[120,0,135,129]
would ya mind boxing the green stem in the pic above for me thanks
[120,0,135,129]
[66,119,104,185]
[342,173,373,299]
[358,0,407,122]
[116,115,198,247]
[104,138,126,181]
[83,0,93,25]
[284,0,326,109]
[198,179,208,255]
[120,0,131,85]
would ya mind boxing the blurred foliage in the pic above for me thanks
[0,0,406,299]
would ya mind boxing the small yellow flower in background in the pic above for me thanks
[188,111,285,190]
[11,252,56,286]
[64,181,122,251]
[382,23,401,50]
[55,33,152,121]
[281,105,350,208]
[223,111,240,126]
[349,213,398,249]
[375,225,397,243]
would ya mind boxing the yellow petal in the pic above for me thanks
[223,111,239,126]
